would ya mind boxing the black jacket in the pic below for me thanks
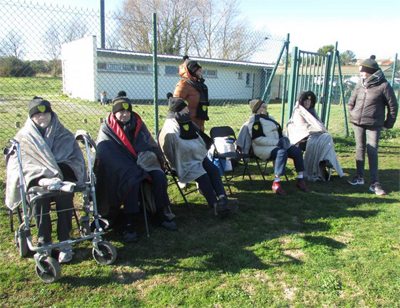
[348,70,398,128]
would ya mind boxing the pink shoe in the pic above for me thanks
[272,181,286,195]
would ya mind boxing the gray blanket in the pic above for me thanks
[6,114,86,210]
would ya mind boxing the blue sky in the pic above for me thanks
[35,0,400,59]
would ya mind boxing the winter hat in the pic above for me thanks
[117,90,127,97]
[359,55,379,74]
[28,96,52,118]
[183,56,201,75]
[249,99,265,114]
[168,97,187,113]
[112,97,132,114]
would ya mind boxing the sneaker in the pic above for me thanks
[348,176,364,185]
[296,179,310,192]
[122,230,139,243]
[369,182,386,196]
[160,220,178,231]
[122,224,138,243]
[272,181,286,195]
[214,197,230,217]
[58,246,73,263]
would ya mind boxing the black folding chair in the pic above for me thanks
[209,126,255,194]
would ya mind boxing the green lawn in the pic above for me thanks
[0,77,399,306]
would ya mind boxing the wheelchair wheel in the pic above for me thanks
[92,241,117,265]
[15,229,29,258]
[35,256,61,283]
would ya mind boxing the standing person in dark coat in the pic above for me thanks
[347,55,398,195]
[95,97,177,242]
[174,56,209,131]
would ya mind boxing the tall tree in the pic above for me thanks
[0,30,24,59]
[119,0,266,60]
[317,45,335,56]
[340,50,356,65]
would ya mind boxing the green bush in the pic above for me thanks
[0,56,35,77]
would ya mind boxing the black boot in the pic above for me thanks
[122,214,138,243]
[214,196,230,218]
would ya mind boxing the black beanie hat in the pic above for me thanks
[112,97,132,114]
[28,96,52,118]
[185,57,202,76]
[360,55,380,74]
[168,97,187,113]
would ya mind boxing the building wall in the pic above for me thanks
[61,36,97,101]
[62,36,271,102]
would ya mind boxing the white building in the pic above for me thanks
[61,36,276,102]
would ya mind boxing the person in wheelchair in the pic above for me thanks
[240,99,309,195]
[158,97,230,216]
[95,97,177,243]
[5,97,86,263]
[286,91,343,181]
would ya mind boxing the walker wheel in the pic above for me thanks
[15,229,29,258]
[92,241,117,265]
[35,257,61,283]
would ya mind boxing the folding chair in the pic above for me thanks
[209,126,255,194]
[157,131,196,207]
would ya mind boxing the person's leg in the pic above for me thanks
[195,174,218,207]
[122,185,140,242]
[353,124,366,179]
[54,193,74,242]
[148,170,177,230]
[366,127,381,184]
[286,145,305,175]
[269,147,288,177]
[268,147,287,195]
[202,158,226,198]
[32,196,52,244]
[287,145,309,192]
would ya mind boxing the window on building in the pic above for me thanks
[246,73,251,86]
[203,69,217,78]
[165,65,178,75]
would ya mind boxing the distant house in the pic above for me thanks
[61,36,275,102]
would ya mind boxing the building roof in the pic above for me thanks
[97,48,274,69]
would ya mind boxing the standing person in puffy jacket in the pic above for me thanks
[347,55,398,195]
[173,56,209,131]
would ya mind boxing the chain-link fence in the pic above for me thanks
[0,0,287,144]
[0,0,398,146]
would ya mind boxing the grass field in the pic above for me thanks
[0,77,399,306]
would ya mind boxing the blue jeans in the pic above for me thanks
[353,125,381,183]
[269,145,304,177]
[195,158,226,207]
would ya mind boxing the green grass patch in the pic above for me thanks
[0,76,399,306]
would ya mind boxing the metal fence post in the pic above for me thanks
[100,0,105,48]
[152,12,159,136]
[335,50,349,137]
[287,46,299,120]
[391,53,398,87]
[325,42,338,129]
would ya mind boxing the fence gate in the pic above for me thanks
[286,45,349,136]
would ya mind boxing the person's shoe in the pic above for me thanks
[58,246,73,263]
[369,182,386,196]
[90,217,110,232]
[160,220,178,231]
[214,197,230,217]
[122,224,138,243]
[123,230,139,243]
[272,181,286,195]
[296,179,310,192]
[348,176,364,185]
